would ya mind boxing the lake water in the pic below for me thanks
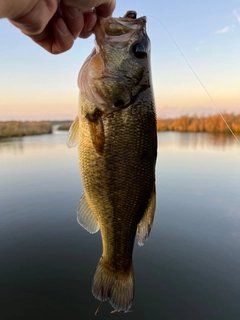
[0,130,240,320]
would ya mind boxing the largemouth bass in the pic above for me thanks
[67,10,157,313]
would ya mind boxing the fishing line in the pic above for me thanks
[147,15,240,145]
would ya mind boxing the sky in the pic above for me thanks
[0,0,240,120]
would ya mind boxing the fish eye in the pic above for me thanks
[132,43,147,59]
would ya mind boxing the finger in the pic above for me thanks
[95,0,116,17]
[51,17,75,53]
[29,17,75,54]
[79,11,97,38]
[8,1,58,36]
[61,4,84,39]
[63,0,116,17]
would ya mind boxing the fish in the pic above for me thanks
[67,10,157,313]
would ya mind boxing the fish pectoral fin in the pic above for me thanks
[67,116,79,148]
[77,193,100,234]
[137,184,156,246]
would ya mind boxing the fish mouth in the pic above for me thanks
[79,11,151,115]
[94,12,147,48]
[105,16,147,36]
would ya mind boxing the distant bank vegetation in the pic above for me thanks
[157,114,240,134]
[1,114,240,139]
[0,121,52,139]
[57,114,240,135]
[57,123,72,131]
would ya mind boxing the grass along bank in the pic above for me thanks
[0,121,52,139]
[1,114,239,139]
[57,123,72,131]
[157,114,240,134]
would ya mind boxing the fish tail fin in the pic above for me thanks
[92,257,134,312]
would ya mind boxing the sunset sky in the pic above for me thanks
[0,0,240,120]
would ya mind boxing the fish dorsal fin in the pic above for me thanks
[77,193,100,234]
[67,117,79,148]
[137,184,156,246]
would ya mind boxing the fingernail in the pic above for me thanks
[66,6,81,18]
[56,18,69,36]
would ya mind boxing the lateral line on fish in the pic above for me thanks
[147,15,240,145]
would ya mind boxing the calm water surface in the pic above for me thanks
[0,131,240,320]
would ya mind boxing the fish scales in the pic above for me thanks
[68,11,157,313]
[80,98,156,265]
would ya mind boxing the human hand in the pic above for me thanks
[1,0,116,54]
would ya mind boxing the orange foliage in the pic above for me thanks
[157,114,240,134]
[0,121,52,139]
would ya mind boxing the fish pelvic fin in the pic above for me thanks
[77,193,99,234]
[67,116,79,148]
[137,184,156,246]
[92,257,134,313]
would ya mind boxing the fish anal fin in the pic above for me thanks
[67,117,79,148]
[137,184,156,246]
[77,193,99,234]
[86,109,105,155]
[92,257,134,312]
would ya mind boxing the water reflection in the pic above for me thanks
[0,137,25,155]
[0,131,240,319]
[0,130,69,156]
[157,131,240,151]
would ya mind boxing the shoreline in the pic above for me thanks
[157,114,240,134]
[0,121,52,139]
[1,114,240,139]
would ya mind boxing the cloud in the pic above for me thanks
[215,26,230,34]
[233,9,240,22]
[215,25,234,34]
